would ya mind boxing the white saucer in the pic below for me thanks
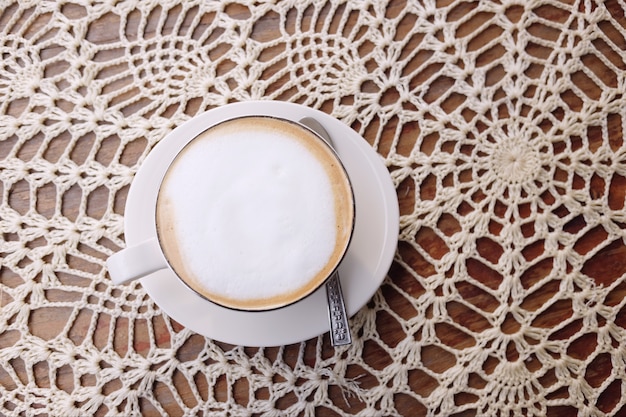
[124,101,399,346]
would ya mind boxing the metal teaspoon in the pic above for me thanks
[299,117,352,347]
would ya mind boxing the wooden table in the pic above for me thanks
[2,1,626,416]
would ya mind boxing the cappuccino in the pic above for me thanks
[156,116,354,311]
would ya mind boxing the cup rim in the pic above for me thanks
[154,114,356,312]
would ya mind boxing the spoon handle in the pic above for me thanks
[325,272,352,346]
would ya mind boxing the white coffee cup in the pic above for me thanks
[107,115,355,311]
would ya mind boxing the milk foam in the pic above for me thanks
[156,117,353,310]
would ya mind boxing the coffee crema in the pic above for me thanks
[156,116,354,311]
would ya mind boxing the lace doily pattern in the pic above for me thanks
[1,1,626,416]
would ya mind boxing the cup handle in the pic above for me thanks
[106,238,168,285]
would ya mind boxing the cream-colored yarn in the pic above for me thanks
[1,1,626,416]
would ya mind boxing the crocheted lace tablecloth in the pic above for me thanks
[2,1,626,416]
